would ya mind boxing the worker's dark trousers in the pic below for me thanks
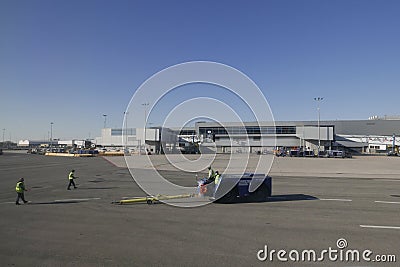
[16,193,27,204]
[67,179,76,189]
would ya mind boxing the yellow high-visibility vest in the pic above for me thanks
[68,172,74,180]
[214,174,221,185]
[16,182,24,193]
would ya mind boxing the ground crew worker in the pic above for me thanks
[211,171,222,199]
[213,171,221,194]
[214,171,221,185]
[67,170,77,190]
[207,166,215,180]
[15,178,28,205]
[202,171,221,200]
[203,169,218,185]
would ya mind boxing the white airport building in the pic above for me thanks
[94,127,177,154]
[195,119,400,154]
[18,118,400,155]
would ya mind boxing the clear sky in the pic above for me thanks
[1,0,399,141]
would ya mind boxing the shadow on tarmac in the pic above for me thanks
[267,194,319,202]
[215,194,318,204]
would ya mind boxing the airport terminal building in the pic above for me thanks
[195,119,400,154]
[195,121,333,154]
[95,127,177,154]
[19,118,399,155]
[91,118,400,155]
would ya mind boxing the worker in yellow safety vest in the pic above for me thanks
[203,170,220,186]
[207,166,215,180]
[15,178,28,205]
[67,170,78,190]
[213,171,221,198]
[214,171,221,185]
[202,171,222,200]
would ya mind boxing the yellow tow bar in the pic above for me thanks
[115,194,193,205]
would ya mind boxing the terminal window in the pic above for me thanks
[199,126,296,135]
[111,128,136,136]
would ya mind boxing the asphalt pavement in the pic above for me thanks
[0,152,399,267]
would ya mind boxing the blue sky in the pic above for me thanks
[1,0,399,141]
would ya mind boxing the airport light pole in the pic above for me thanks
[2,128,5,148]
[142,103,149,154]
[103,114,107,129]
[393,133,396,154]
[50,122,54,151]
[314,97,323,157]
[124,111,129,152]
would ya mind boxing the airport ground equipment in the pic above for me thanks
[199,173,272,203]
[114,194,194,205]
[115,173,271,205]
[322,150,352,158]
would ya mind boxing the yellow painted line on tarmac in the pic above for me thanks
[118,194,193,204]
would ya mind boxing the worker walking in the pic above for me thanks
[214,171,221,186]
[207,166,215,180]
[203,169,219,186]
[15,178,28,205]
[202,170,221,200]
[213,171,221,194]
[67,169,77,190]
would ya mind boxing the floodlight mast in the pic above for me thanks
[314,97,323,157]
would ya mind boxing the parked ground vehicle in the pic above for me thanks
[387,151,399,156]
[324,150,352,158]
[275,148,287,157]
[289,150,301,157]
[199,173,272,203]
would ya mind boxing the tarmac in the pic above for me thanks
[0,151,399,266]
